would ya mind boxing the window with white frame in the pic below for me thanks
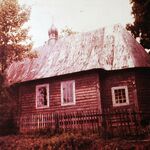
[111,86,129,107]
[61,80,76,106]
[36,84,49,109]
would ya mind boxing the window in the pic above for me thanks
[36,84,49,109]
[111,86,129,107]
[61,80,76,106]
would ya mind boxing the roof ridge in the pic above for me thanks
[7,24,150,85]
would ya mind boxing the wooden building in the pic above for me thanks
[7,24,150,132]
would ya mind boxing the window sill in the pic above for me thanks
[61,102,76,106]
[36,106,49,109]
[113,103,129,107]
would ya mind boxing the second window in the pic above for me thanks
[61,80,76,106]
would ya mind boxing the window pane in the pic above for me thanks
[114,88,127,104]
[69,81,73,102]
[63,83,67,103]
[36,84,49,108]
[62,81,74,105]
[67,82,70,102]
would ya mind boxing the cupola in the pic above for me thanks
[48,24,58,40]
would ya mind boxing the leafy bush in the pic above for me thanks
[0,132,99,150]
[1,133,150,150]
[49,132,98,150]
[24,127,56,137]
[0,107,18,136]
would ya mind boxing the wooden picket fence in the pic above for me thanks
[20,110,101,133]
[19,108,150,138]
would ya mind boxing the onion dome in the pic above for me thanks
[48,24,58,40]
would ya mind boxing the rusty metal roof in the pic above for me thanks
[7,24,150,85]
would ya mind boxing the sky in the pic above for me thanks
[19,0,133,48]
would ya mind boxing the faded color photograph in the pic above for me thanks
[0,0,150,149]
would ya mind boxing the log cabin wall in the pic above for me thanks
[19,71,101,115]
[135,68,150,113]
[100,70,138,111]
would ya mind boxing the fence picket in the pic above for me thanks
[19,108,149,138]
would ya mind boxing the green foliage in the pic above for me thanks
[60,26,77,37]
[0,110,18,135]
[0,132,150,149]
[126,0,150,50]
[49,132,98,150]
[0,0,34,74]
[24,127,57,137]
[0,133,99,150]
[0,0,34,135]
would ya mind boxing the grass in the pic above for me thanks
[0,132,99,150]
[0,133,150,150]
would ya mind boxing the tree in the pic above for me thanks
[0,0,34,76]
[0,0,35,135]
[126,0,150,51]
[60,26,77,37]
[0,0,35,98]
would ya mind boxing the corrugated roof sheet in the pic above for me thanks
[7,24,150,85]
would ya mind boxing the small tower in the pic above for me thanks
[48,24,58,41]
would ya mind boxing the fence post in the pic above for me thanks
[54,113,59,133]
[102,109,107,139]
[133,109,141,137]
